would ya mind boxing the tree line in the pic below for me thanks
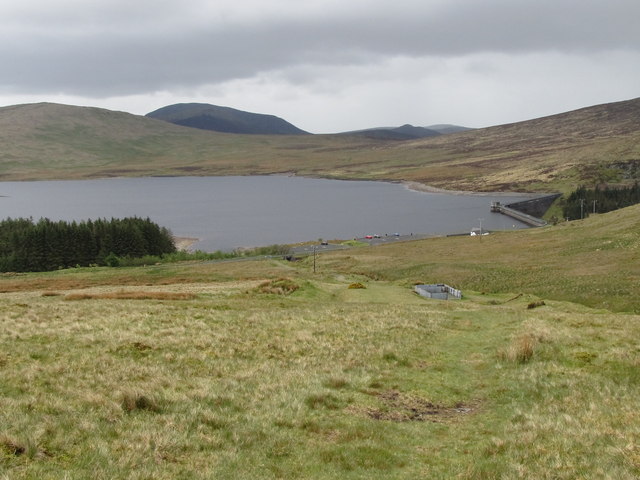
[0,217,176,272]
[563,182,640,220]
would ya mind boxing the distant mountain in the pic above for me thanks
[425,124,474,134]
[340,124,441,140]
[146,103,308,135]
[394,124,441,138]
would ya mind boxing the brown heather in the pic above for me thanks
[1,98,640,192]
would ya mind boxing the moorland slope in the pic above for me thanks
[1,203,638,478]
[1,98,639,192]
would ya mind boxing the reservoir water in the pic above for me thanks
[0,176,537,251]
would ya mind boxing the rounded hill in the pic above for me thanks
[146,103,309,135]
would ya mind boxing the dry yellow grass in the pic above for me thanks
[1,272,639,478]
[0,204,639,478]
[63,290,197,301]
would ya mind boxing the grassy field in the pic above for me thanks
[321,204,640,314]
[1,206,639,478]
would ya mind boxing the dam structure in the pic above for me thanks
[490,193,561,227]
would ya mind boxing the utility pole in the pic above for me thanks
[593,199,597,214]
[478,218,484,239]
[579,198,585,219]
[313,245,316,273]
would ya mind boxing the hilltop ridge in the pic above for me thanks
[339,124,442,140]
[0,97,639,192]
[146,103,309,135]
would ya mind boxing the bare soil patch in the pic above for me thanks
[354,390,475,423]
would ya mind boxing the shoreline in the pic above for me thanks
[402,181,544,197]
[173,236,199,251]
[271,173,547,198]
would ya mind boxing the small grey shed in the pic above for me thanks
[414,284,462,300]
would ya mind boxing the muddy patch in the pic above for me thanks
[353,390,475,423]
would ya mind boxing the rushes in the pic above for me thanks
[498,333,538,364]
[498,320,553,364]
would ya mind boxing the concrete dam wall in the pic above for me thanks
[491,193,561,227]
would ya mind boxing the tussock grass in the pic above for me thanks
[120,392,162,413]
[0,206,639,478]
[498,333,537,364]
[40,291,62,297]
[498,320,554,364]
[2,278,637,478]
[527,300,546,309]
[0,435,27,456]
[323,377,350,390]
[305,393,344,410]
[0,435,49,459]
[255,277,300,295]
[64,290,197,301]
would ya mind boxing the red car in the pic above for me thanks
[365,235,373,239]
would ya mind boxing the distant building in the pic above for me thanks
[414,284,462,300]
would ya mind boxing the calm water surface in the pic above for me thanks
[0,176,536,251]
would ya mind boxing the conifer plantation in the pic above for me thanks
[563,182,640,220]
[0,217,176,272]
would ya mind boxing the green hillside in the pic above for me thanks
[323,203,640,313]
[0,102,384,181]
[1,98,639,192]
[0,205,638,478]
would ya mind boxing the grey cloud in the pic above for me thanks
[0,0,638,97]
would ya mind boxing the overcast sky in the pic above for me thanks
[1,0,638,133]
